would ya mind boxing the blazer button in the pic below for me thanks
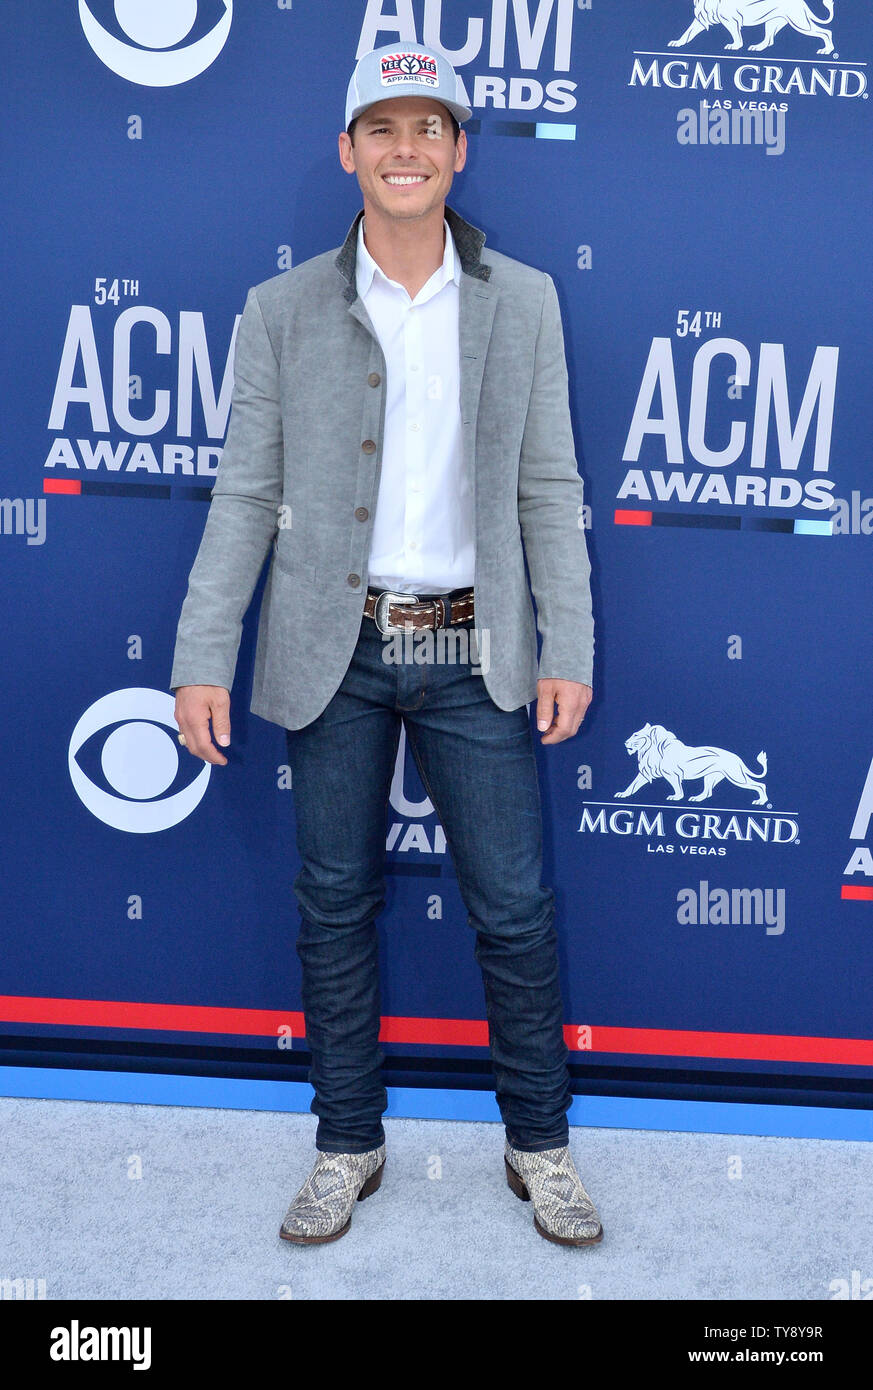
[362,439,376,453]
[355,507,369,521]
[368,373,381,387]
[347,573,361,587]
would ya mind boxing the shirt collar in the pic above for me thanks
[356,215,460,300]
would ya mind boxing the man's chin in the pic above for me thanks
[374,187,447,218]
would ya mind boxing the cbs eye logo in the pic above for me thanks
[79,0,233,87]
[69,688,210,833]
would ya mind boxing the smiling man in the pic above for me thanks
[169,42,600,1251]
[344,96,462,237]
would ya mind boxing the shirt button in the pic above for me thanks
[362,439,376,453]
[408,540,418,551]
[410,363,421,371]
[408,422,420,432]
[347,573,361,587]
[368,373,381,387]
[355,507,369,521]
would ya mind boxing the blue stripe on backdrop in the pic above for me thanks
[1,1068,871,1141]
[535,123,576,140]
[793,519,834,535]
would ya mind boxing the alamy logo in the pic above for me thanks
[79,0,233,87]
[1,1277,46,1300]
[50,1320,151,1370]
[0,498,45,546]
[669,0,835,56]
[677,879,786,933]
[616,723,768,806]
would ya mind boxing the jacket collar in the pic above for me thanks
[335,202,491,301]
[355,215,460,299]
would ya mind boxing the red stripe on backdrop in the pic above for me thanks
[0,995,302,1036]
[43,479,81,494]
[379,1014,489,1046]
[1,995,873,1064]
[576,1027,873,1066]
[614,509,652,526]
[842,884,873,900]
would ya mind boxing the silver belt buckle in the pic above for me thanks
[374,590,419,635]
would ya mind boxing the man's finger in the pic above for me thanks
[540,692,588,744]
[211,699,231,748]
[173,686,231,766]
[541,704,574,744]
[191,728,228,766]
[536,690,555,732]
[179,712,228,766]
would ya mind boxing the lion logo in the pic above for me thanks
[616,724,768,805]
[669,0,834,55]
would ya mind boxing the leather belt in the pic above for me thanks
[364,586,475,634]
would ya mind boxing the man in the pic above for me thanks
[170,42,602,1249]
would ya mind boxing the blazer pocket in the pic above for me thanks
[272,539,318,587]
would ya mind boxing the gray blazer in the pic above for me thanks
[169,203,594,731]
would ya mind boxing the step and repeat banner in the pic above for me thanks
[2,1,872,1126]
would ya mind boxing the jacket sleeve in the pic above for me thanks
[169,286,282,693]
[517,271,594,688]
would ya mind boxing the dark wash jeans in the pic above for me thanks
[284,598,572,1155]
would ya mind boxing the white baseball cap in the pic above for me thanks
[345,42,472,130]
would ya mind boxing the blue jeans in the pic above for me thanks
[284,598,572,1155]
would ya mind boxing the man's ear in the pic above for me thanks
[338,131,355,174]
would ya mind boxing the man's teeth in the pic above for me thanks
[384,175,428,185]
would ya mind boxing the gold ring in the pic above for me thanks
[178,733,187,747]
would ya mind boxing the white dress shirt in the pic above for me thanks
[356,215,475,596]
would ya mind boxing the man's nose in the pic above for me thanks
[390,131,422,156]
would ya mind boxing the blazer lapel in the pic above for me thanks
[458,268,498,452]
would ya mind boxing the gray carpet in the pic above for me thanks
[1,1096,870,1300]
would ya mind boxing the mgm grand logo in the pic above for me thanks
[630,0,867,99]
[580,724,799,852]
[669,0,835,56]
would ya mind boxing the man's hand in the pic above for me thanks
[536,678,592,745]
[174,685,232,766]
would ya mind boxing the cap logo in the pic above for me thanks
[379,52,439,89]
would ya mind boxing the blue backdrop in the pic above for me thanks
[3,0,872,1135]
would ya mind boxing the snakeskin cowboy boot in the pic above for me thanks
[504,1141,603,1246]
[279,1144,386,1244]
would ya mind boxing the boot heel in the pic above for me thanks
[504,1156,530,1202]
[357,1158,385,1201]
